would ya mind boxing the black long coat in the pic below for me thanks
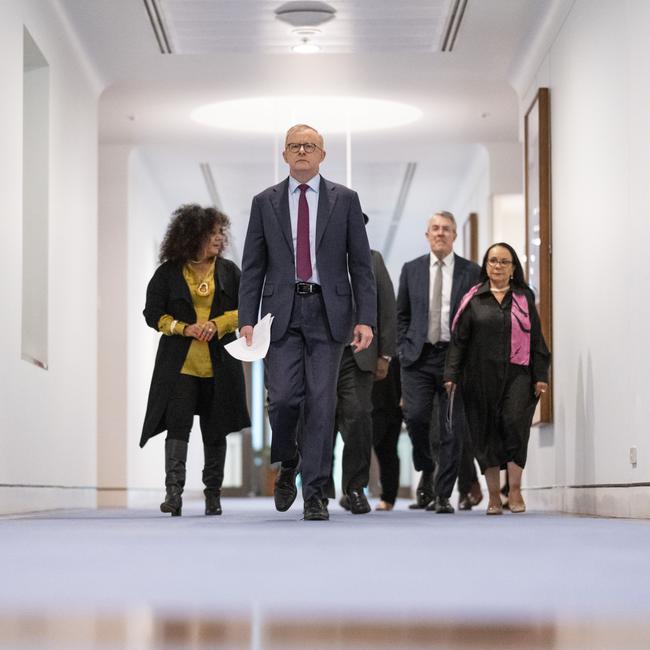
[140,258,250,447]
[444,283,550,470]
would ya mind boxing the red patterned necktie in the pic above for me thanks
[296,184,312,281]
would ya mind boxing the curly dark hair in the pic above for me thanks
[479,242,527,289]
[159,204,230,263]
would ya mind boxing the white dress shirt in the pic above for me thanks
[429,251,455,342]
[288,174,321,285]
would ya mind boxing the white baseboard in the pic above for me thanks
[0,485,96,516]
[524,485,650,518]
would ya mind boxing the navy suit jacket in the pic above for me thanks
[239,176,376,343]
[396,253,480,367]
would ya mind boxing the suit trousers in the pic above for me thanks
[401,343,465,499]
[265,292,344,501]
[372,409,402,505]
[335,346,375,494]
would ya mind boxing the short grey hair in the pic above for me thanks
[427,211,457,232]
[285,124,324,148]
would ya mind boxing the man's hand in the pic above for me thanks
[444,381,456,395]
[350,324,373,353]
[374,357,389,381]
[240,325,253,347]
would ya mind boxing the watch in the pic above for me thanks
[381,355,392,362]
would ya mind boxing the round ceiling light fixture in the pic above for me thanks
[276,1,335,53]
[191,96,422,134]
[275,1,336,27]
[292,39,321,54]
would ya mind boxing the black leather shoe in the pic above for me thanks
[433,496,455,514]
[339,495,351,511]
[303,497,329,521]
[458,494,473,511]
[347,489,371,514]
[274,463,299,512]
[409,471,434,509]
[204,489,222,516]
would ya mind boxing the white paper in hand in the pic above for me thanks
[224,313,274,362]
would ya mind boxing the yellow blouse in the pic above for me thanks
[157,263,239,378]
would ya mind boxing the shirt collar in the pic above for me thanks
[289,174,321,194]
[430,251,455,267]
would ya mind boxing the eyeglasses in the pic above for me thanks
[286,142,321,154]
[487,258,513,267]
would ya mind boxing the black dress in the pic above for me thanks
[444,283,550,472]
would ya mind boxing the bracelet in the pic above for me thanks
[170,320,178,335]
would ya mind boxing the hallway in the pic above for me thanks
[2,499,650,648]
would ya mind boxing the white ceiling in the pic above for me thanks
[59,0,554,280]
[159,0,452,54]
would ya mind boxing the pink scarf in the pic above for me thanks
[451,284,530,366]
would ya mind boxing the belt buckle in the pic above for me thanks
[296,282,310,295]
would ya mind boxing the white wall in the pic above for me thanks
[126,149,175,498]
[0,0,100,513]
[449,146,491,257]
[518,0,650,516]
[97,144,131,506]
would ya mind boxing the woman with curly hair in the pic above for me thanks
[141,204,250,516]
[443,243,550,515]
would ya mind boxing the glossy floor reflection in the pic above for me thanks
[2,613,650,649]
[2,498,650,649]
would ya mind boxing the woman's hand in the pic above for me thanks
[444,381,456,395]
[534,381,548,398]
[183,321,217,342]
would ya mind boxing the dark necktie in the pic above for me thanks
[296,184,312,281]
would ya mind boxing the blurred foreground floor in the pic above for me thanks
[1,497,650,649]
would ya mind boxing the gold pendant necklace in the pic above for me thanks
[191,259,215,297]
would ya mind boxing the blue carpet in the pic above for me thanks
[1,498,650,622]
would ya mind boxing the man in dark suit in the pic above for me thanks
[397,211,480,513]
[336,219,396,514]
[239,124,376,521]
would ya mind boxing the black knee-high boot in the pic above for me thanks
[203,440,226,516]
[160,439,188,517]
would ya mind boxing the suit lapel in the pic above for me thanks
[418,254,430,323]
[169,262,193,306]
[270,178,294,256]
[450,254,467,319]
[316,176,337,251]
[209,258,229,319]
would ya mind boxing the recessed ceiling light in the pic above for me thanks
[292,39,321,54]
[191,96,422,134]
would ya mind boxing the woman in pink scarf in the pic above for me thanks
[443,243,549,515]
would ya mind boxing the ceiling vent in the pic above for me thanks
[143,0,173,54]
[440,0,468,52]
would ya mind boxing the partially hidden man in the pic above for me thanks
[238,124,376,521]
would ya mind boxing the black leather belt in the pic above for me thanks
[295,282,321,295]
[426,341,449,350]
